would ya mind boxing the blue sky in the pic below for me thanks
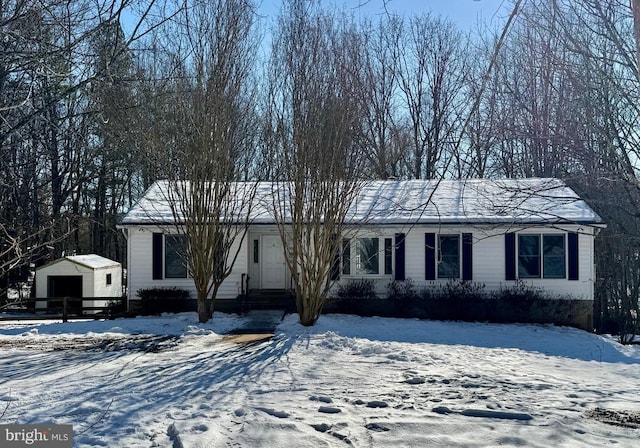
[257,0,510,30]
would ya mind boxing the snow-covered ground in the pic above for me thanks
[0,313,639,447]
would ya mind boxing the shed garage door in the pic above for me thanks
[47,276,83,298]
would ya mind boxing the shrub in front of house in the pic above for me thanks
[486,282,588,325]
[436,280,487,301]
[324,279,388,316]
[324,278,590,329]
[421,281,487,320]
[491,280,543,302]
[387,279,426,318]
[136,287,192,315]
[387,279,418,302]
[336,279,377,300]
[488,281,547,322]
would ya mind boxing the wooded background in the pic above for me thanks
[1,0,639,333]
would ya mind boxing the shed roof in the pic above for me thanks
[37,254,121,271]
[119,178,604,227]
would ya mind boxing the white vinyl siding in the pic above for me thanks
[92,267,122,297]
[329,224,596,301]
[35,260,121,298]
[127,227,247,300]
[125,223,597,302]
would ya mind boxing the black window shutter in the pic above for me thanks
[462,233,473,281]
[331,234,340,281]
[425,233,436,280]
[152,233,163,280]
[568,232,579,281]
[342,239,351,275]
[394,233,406,281]
[505,232,516,281]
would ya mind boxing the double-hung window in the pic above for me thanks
[543,235,565,278]
[438,235,460,279]
[355,238,379,275]
[517,234,565,279]
[165,235,188,278]
[342,237,394,276]
[518,234,541,278]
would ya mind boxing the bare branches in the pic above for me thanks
[154,0,260,323]
[633,0,640,76]
[395,14,470,179]
[0,0,181,293]
[267,0,367,325]
[353,16,406,179]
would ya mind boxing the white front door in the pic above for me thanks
[261,235,286,289]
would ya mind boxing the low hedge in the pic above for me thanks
[323,295,591,328]
[135,288,193,315]
[325,279,592,329]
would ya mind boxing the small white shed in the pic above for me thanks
[35,255,122,313]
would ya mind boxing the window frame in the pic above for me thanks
[437,234,461,279]
[165,234,189,279]
[253,239,259,264]
[342,238,351,275]
[342,236,394,277]
[384,238,393,275]
[106,273,112,286]
[517,233,567,280]
[542,234,566,279]
[354,237,380,275]
[517,234,541,279]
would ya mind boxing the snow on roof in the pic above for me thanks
[36,254,121,271]
[352,178,603,225]
[119,178,604,226]
[119,181,267,225]
[65,255,121,270]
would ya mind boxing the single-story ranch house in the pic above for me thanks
[118,178,604,328]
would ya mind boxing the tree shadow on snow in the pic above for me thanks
[0,332,301,443]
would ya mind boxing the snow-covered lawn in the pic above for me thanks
[1,313,639,447]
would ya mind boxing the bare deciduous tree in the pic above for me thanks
[0,0,170,301]
[156,0,260,323]
[486,0,640,341]
[396,14,469,179]
[267,0,366,326]
[354,16,408,179]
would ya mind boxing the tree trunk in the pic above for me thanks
[632,0,640,78]
[297,292,322,326]
[197,295,209,324]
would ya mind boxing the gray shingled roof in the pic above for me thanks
[119,178,604,226]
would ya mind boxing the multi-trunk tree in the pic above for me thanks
[153,0,260,323]
[266,0,367,326]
